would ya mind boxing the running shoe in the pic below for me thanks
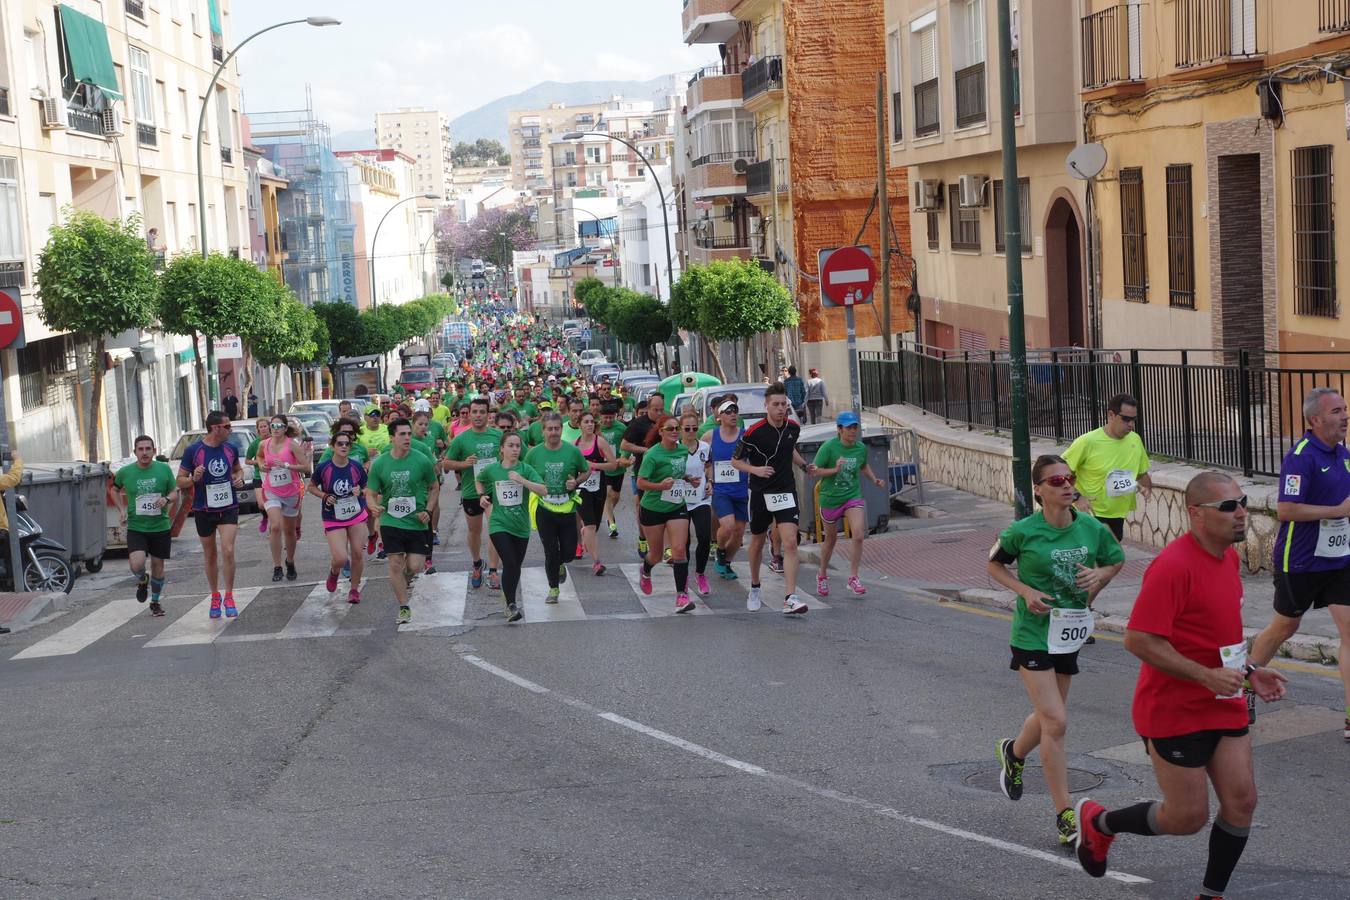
[487,570,501,591]
[782,594,808,615]
[1057,809,1077,847]
[816,573,830,597]
[997,738,1024,801]
[663,547,673,565]
[366,535,378,555]
[694,573,710,597]
[342,562,351,579]
[209,596,222,619]
[285,560,298,581]
[260,517,268,534]
[639,570,653,595]
[326,570,339,593]
[747,585,762,612]
[575,541,584,558]
[432,533,440,546]
[506,602,523,623]
[848,576,866,596]
[675,593,695,614]
[397,605,412,625]
[1073,798,1113,878]
[376,547,387,561]
[593,563,606,576]
[471,561,484,589]
[136,575,149,603]
[768,555,785,574]
[718,561,739,581]
[559,563,568,584]
[715,546,726,567]
[272,566,284,582]
[149,601,165,617]
[347,589,361,605]
[608,522,618,540]
[424,558,435,574]
[223,596,238,618]
[545,588,560,604]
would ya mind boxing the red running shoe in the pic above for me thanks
[1073,798,1114,878]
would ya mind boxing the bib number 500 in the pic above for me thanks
[1047,608,1094,654]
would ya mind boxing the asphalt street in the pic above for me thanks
[1,482,1347,899]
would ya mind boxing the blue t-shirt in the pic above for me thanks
[708,426,748,499]
[1274,431,1350,573]
[178,440,239,512]
[311,459,368,525]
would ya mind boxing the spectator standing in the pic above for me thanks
[246,391,259,418]
[784,366,807,420]
[222,390,239,421]
[0,448,24,635]
[805,369,829,424]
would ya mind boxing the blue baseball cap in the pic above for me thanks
[836,412,860,428]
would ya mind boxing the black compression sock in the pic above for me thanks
[1100,801,1160,837]
[673,561,689,593]
[1201,818,1250,896]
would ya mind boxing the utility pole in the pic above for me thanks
[876,73,893,354]
[998,0,1032,518]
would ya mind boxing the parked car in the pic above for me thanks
[578,349,605,366]
[289,411,332,453]
[289,399,344,421]
[671,392,694,417]
[398,366,436,392]
[167,420,260,512]
[692,383,769,424]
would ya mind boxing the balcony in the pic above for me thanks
[1320,0,1350,32]
[742,56,784,112]
[688,233,749,265]
[1175,0,1261,69]
[125,0,145,19]
[913,78,940,137]
[0,262,25,289]
[1080,5,1142,91]
[137,122,157,147]
[67,107,102,136]
[688,152,754,200]
[682,0,740,45]
[954,62,986,128]
[687,64,744,116]
[746,158,787,200]
[212,40,224,64]
[523,138,540,149]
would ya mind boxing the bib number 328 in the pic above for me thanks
[1047,607,1094,654]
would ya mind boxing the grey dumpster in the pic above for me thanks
[795,423,892,537]
[19,462,111,573]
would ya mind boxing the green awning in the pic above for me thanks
[58,5,123,100]
[208,0,222,35]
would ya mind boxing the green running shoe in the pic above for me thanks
[1057,808,1077,847]
[545,588,560,605]
[397,605,412,625]
[997,738,1024,801]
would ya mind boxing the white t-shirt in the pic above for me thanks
[684,442,711,510]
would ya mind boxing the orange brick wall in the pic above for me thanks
[785,0,911,344]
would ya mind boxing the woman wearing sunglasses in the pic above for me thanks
[574,411,619,576]
[679,410,714,597]
[308,431,368,604]
[636,415,695,613]
[258,416,311,582]
[986,454,1125,847]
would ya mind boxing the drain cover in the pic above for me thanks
[963,765,1106,796]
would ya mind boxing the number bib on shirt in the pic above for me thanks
[333,496,360,521]
[1047,607,1094,654]
[1315,517,1350,558]
[764,490,796,512]
[1217,641,1248,699]
[268,467,293,488]
[1104,468,1136,498]
[714,462,738,484]
[387,496,415,519]
[205,481,233,509]
[135,493,163,517]
[543,493,571,507]
[473,458,493,478]
[496,482,523,507]
[580,470,601,492]
[661,480,695,505]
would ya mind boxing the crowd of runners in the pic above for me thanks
[102,295,1350,897]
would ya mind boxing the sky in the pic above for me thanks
[231,0,718,134]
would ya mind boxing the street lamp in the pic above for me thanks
[195,15,339,407]
[370,194,440,309]
[562,131,674,301]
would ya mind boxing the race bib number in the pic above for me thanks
[387,496,415,519]
[205,481,233,509]
[1047,607,1094,654]
[581,470,601,492]
[268,466,293,488]
[333,496,360,521]
[1104,468,1136,498]
[496,482,523,507]
[543,493,571,507]
[714,462,738,484]
[135,493,163,517]
[1217,641,1248,699]
[764,491,796,512]
[661,480,694,505]
[473,458,493,477]
[1315,517,1350,558]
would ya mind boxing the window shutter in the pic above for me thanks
[920,26,937,81]
[1126,0,1143,80]
[1230,0,1256,55]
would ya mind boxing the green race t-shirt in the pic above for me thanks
[426,419,448,451]
[447,427,503,499]
[996,511,1124,652]
[523,419,546,449]
[638,443,691,514]
[245,437,262,463]
[562,421,583,445]
[600,422,628,462]
[114,460,178,534]
[367,449,439,532]
[411,433,440,461]
[815,437,870,508]
[476,461,541,539]
[524,442,590,507]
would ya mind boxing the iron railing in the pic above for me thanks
[687,62,743,86]
[212,42,224,64]
[746,158,787,196]
[1080,5,1135,89]
[955,62,986,127]
[0,262,24,289]
[1176,0,1260,69]
[693,234,747,249]
[690,149,756,168]
[125,0,145,18]
[137,122,157,146]
[914,78,940,136]
[742,56,784,103]
[1320,0,1350,32]
[67,107,102,136]
[221,147,233,164]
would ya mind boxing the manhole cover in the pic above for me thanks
[962,765,1105,796]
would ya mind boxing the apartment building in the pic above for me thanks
[374,106,452,203]
[509,102,612,196]
[617,168,679,299]
[0,0,250,460]
[336,148,435,308]
[886,0,1082,353]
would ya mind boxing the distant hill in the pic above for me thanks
[332,129,376,152]
[449,77,678,144]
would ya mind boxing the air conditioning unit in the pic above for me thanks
[40,96,68,130]
[913,179,942,211]
[959,174,988,208]
[732,157,751,174]
[100,105,125,137]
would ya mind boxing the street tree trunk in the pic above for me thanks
[85,336,107,461]
[705,340,728,383]
[191,332,208,418]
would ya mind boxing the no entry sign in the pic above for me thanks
[818,246,877,308]
[0,288,24,349]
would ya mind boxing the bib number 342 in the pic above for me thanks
[1047,607,1094,654]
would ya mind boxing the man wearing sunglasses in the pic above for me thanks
[175,411,246,619]
[1064,393,1153,542]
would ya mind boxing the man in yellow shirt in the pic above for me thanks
[429,390,453,426]
[1064,393,1152,542]
[358,406,391,456]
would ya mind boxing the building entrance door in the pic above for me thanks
[1045,197,1086,348]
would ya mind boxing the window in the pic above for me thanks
[887,29,903,142]
[1165,164,1195,309]
[215,88,230,148]
[911,15,940,137]
[178,88,189,135]
[1292,146,1336,317]
[585,146,602,164]
[156,80,168,129]
[993,178,1031,254]
[0,158,24,283]
[926,209,939,251]
[25,29,48,95]
[128,46,153,125]
[948,184,981,251]
[951,0,987,127]
[1120,167,1147,301]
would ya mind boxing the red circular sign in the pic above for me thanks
[0,289,22,349]
[820,246,878,306]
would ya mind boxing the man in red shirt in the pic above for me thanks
[1073,472,1287,897]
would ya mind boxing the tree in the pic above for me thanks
[312,300,362,369]
[440,271,455,290]
[573,277,606,316]
[605,289,671,370]
[435,205,537,271]
[452,139,511,167]
[672,259,797,382]
[34,209,159,460]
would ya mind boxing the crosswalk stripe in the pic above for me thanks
[617,564,718,616]
[519,567,587,622]
[143,588,264,647]
[10,598,149,660]
[404,571,468,631]
[277,578,367,639]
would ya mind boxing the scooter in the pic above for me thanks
[0,494,75,594]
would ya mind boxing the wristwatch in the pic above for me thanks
[1242,663,1259,677]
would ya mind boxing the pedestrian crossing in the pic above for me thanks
[5,562,835,662]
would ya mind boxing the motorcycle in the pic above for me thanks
[0,494,75,594]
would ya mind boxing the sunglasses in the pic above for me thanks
[1116,414,1137,423]
[660,426,678,434]
[333,440,352,448]
[681,426,697,433]
[1036,474,1076,487]
[270,422,286,429]
[1195,495,1248,512]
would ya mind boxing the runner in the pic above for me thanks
[623,393,664,559]
[707,398,748,580]
[308,430,368,604]
[320,418,371,577]
[636,415,695,613]
[574,409,619,575]
[733,383,809,614]
[987,454,1125,845]
[364,418,439,625]
[679,410,714,597]
[599,401,631,541]
[113,435,179,616]
[444,397,503,590]
[1074,471,1288,895]
[1064,393,1153,541]
[176,411,246,618]
[410,412,444,549]
[477,433,547,623]
[358,406,391,456]
[813,412,886,597]
[257,414,310,582]
[246,415,271,535]
[525,412,590,602]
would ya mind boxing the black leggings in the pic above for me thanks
[489,531,529,604]
[689,504,712,574]
[536,506,578,588]
[576,487,605,529]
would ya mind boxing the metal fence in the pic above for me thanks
[860,347,1350,477]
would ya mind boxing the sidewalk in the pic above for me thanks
[802,483,1344,666]
[0,591,67,632]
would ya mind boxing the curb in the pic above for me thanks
[0,592,68,633]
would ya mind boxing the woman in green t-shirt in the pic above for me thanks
[986,454,1125,847]
[524,413,591,603]
[812,413,886,598]
[476,432,547,623]
[636,415,696,613]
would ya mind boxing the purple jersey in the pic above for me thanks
[1274,431,1350,573]
[179,440,239,512]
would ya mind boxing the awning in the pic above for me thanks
[208,0,222,35]
[58,5,123,100]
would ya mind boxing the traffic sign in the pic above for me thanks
[819,246,878,308]
[0,288,24,349]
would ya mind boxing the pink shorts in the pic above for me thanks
[820,497,865,524]
[324,509,370,531]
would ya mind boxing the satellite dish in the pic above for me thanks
[1066,143,1108,181]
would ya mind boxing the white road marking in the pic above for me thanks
[519,567,587,622]
[277,578,366,639]
[403,571,468,631]
[618,563,718,616]
[10,598,148,660]
[454,648,1151,886]
[144,588,263,647]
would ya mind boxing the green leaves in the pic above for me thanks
[312,301,361,364]
[671,259,796,342]
[158,252,285,341]
[352,293,455,358]
[599,288,671,349]
[34,209,158,338]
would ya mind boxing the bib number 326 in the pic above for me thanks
[1047,607,1094,654]
[764,491,796,512]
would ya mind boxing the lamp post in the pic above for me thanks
[195,15,339,408]
[369,194,440,309]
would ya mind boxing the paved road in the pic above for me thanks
[1,484,1347,898]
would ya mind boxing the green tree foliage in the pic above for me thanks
[451,139,511,167]
[440,271,455,290]
[312,301,362,365]
[603,289,671,368]
[572,277,606,317]
[670,259,796,381]
[252,295,320,370]
[34,209,158,459]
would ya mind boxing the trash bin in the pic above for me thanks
[18,462,110,574]
[795,423,892,537]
